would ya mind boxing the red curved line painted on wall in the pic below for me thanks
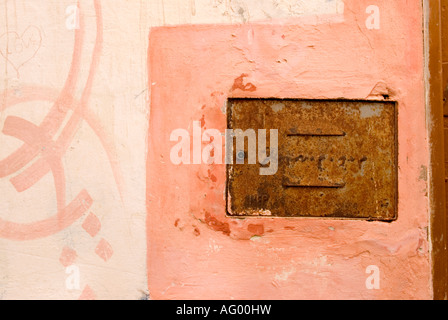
[0,190,92,241]
[0,0,86,179]
[3,116,67,212]
[1,87,124,204]
[0,0,123,241]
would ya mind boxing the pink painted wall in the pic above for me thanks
[0,0,434,299]
[147,0,431,299]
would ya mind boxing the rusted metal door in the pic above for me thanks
[227,99,397,220]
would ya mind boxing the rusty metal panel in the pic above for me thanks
[226,99,397,220]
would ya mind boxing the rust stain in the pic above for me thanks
[231,73,257,92]
[200,114,205,128]
[208,169,217,182]
[247,223,264,235]
[204,212,231,236]
[193,226,201,236]
[226,99,397,220]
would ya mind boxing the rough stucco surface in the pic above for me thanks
[0,0,431,299]
[147,0,432,300]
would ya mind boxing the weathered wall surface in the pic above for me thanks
[147,0,431,300]
[0,0,432,299]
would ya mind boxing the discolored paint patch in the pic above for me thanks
[271,102,285,112]
[204,211,231,236]
[231,73,257,92]
[208,170,218,182]
[419,165,428,182]
[359,104,383,119]
[193,226,201,236]
[247,223,265,236]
